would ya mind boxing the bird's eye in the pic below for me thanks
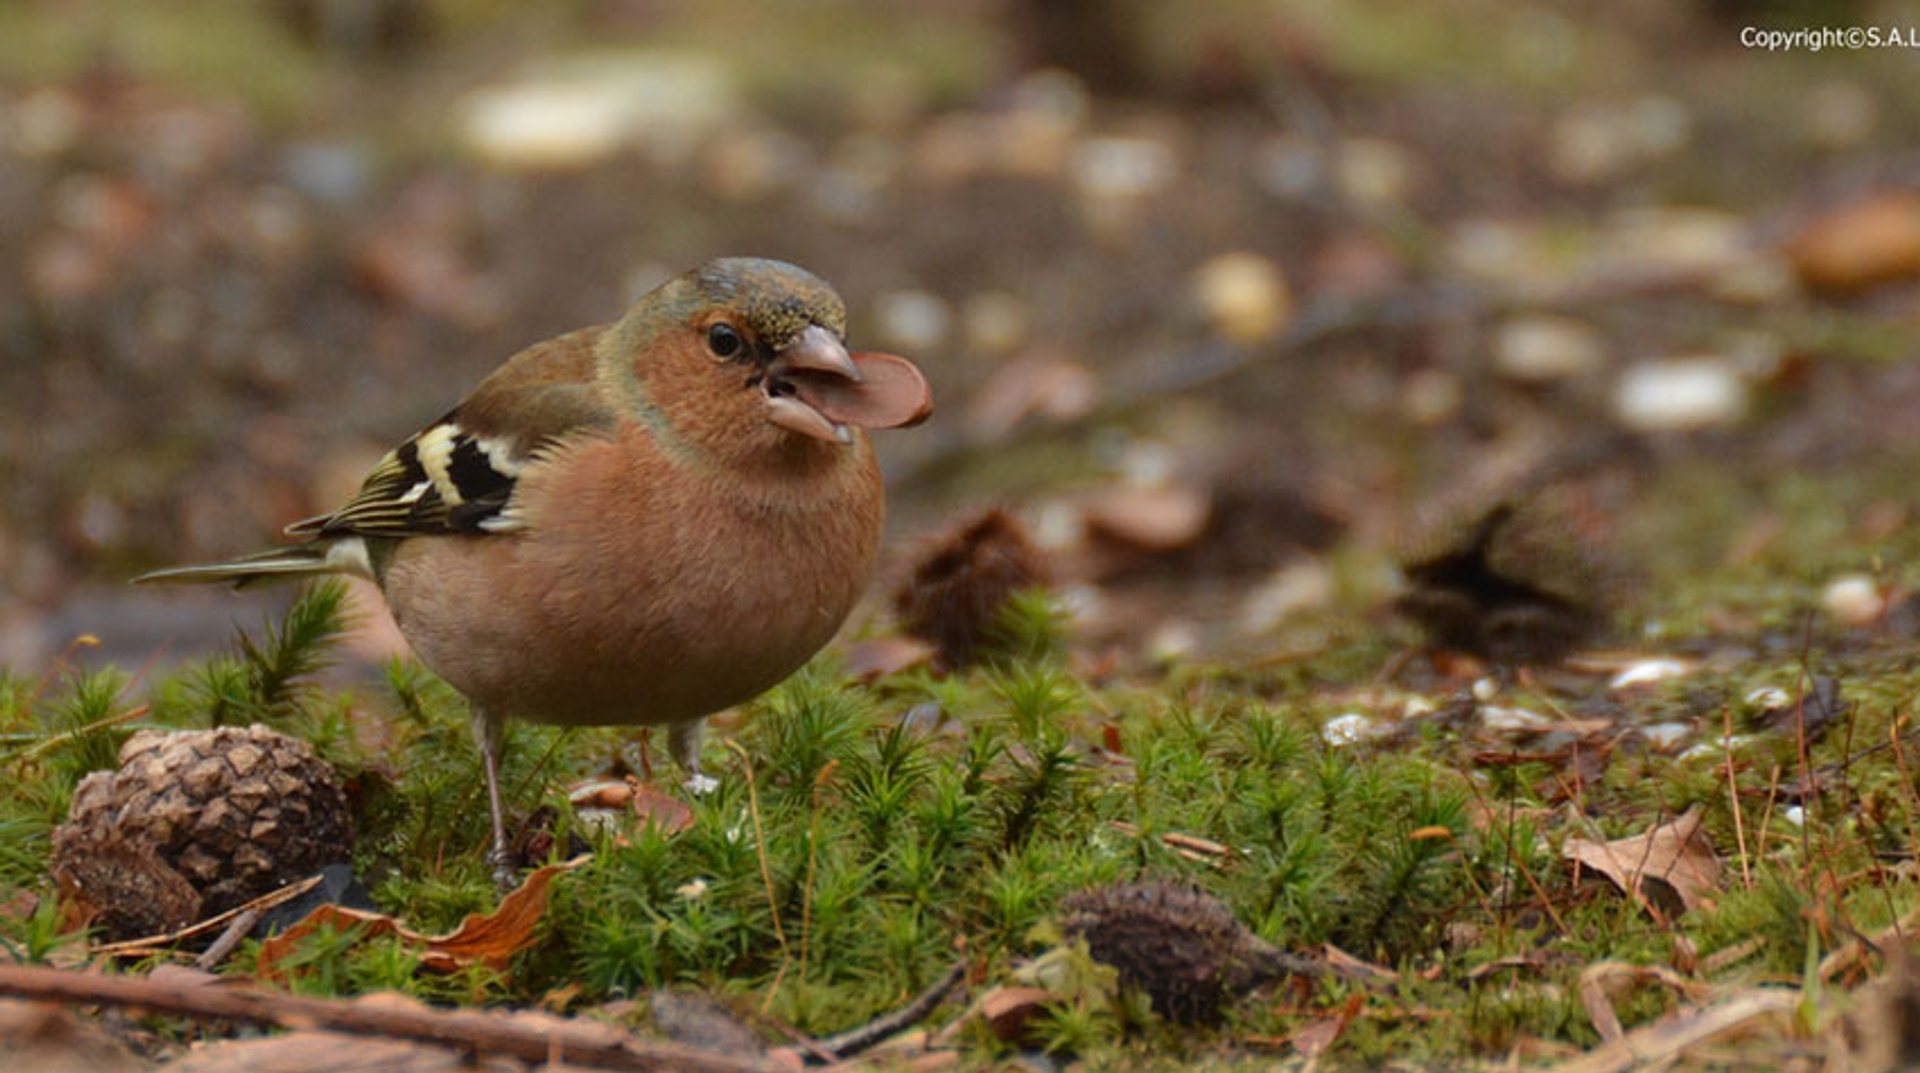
[706,323,744,359]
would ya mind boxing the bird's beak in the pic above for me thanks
[764,325,932,444]
[777,324,862,382]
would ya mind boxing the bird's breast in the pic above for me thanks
[380,427,885,727]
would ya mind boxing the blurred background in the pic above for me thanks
[5,0,1920,675]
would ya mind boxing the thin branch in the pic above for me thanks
[810,959,967,1062]
[0,963,775,1072]
[94,873,325,960]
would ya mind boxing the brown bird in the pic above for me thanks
[139,258,932,885]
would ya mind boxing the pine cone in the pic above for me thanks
[1059,881,1317,1023]
[52,725,352,941]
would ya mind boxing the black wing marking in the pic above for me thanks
[288,415,532,538]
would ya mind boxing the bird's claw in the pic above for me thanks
[487,847,518,893]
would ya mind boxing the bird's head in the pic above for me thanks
[609,258,931,460]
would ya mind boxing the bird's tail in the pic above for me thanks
[133,539,369,588]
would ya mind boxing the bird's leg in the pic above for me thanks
[668,718,718,795]
[471,707,516,891]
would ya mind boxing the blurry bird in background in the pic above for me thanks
[139,257,931,886]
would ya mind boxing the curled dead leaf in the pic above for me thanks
[978,985,1055,1044]
[1291,993,1364,1059]
[842,636,937,682]
[567,778,633,809]
[1786,189,1920,294]
[628,783,696,837]
[964,357,1099,437]
[257,857,587,980]
[1082,486,1210,552]
[1576,961,1709,1046]
[1562,806,1722,917]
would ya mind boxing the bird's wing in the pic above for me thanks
[292,326,617,538]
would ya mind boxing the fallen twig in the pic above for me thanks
[93,873,325,960]
[810,959,967,1061]
[1552,988,1799,1073]
[0,963,775,1072]
[193,908,262,972]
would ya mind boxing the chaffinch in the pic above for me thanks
[139,258,932,884]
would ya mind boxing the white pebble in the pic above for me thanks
[1236,560,1334,635]
[1147,620,1200,663]
[1337,137,1417,206]
[1681,734,1753,761]
[872,290,952,352]
[1482,705,1550,732]
[460,56,738,169]
[1822,574,1885,627]
[1055,584,1107,628]
[1609,658,1693,689]
[1191,251,1291,345]
[1072,136,1175,200]
[1744,686,1789,709]
[1614,357,1747,431]
[1322,713,1374,747]
[1641,722,1692,751]
[1492,314,1606,382]
[962,291,1030,355]
[1472,677,1500,702]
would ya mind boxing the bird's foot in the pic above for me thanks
[683,772,719,796]
[487,847,519,893]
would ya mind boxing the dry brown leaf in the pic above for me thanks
[1082,486,1211,552]
[169,1029,524,1072]
[1786,189,1920,294]
[1291,993,1364,1060]
[964,358,1099,437]
[978,986,1055,1043]
[842,636,938,682]
[258,857,587,980]
[256,904,404,981]
[1576,961,1709,1046]
[567,778,633,809]
[629,783,696,837]
[1562,805,1722,915]
[1701,936,1765,976]
[1322,944,1399,984]
[0,996,143,1071]
[1670,933,1699,976]
[1466,952,1559,982]
[1826,951,1920,1071]
[1552,988,1797,1073]
[0,889,38,924]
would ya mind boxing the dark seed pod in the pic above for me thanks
[1059,881,1316,1023]
[894,508,1047,669]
